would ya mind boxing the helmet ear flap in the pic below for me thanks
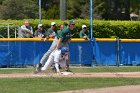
[61,47,69,54]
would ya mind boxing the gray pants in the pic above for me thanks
[40,37,58,64]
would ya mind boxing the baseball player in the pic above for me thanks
[40,47,69,73]
[36,22,58,69]
[36,19,75,73]
[59,47,69,69]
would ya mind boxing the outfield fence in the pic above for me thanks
[0,38,92,67]
[94,38,140,66]
[0,38,140,67]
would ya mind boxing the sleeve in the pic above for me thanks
[87,31,90,38]
[79,31,83,38]
[21,25,30,32]
[43,29,48,38]
[47,29,55,36]
[34,30,38,37]
[47,29,51,35]
[58,31,65,38]
[30,27,33,34]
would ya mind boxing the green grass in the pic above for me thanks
[0,77,140,93]
[72,66,140,73]
[0,68,34,74]
[0,66,140,74]
[0,66,140,93]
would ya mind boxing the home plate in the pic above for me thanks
[61,72,74,76]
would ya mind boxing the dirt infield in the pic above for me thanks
[0,72,140,93]
[56,85,140,93]
[0,72,140,78]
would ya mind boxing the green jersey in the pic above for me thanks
[47,28,57,37]
[57,27,73,43]
[79,30,89,38]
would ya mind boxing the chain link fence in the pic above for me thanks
[0,23,18,38]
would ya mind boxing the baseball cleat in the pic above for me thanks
[52,65,62,73]
[65,67,72,72]
[52,66,56,73]
[36,63,43,72]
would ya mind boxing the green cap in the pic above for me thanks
[69,19,75,25]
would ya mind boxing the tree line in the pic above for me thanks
[0,0,139,20]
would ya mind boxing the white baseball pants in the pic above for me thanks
[41,49,61,72]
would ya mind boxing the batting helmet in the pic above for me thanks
[60,47,69,54]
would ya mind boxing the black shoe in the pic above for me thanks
[65,67,72,72]
[65,69,72,72]
[52,65,62,73]
[52,66,57,73]
[36,63,43,72]
[59,65,62,69]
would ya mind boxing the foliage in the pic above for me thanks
[67,0,106,19]
[0,0,139,20]
[1,19,140,38]
[130,0,140,14]
[39,0,60,19]
[103,0,130,20]
[42,0,130,20]
[45,4,60,19]
[0,0,39,19]
[93,20,140,38]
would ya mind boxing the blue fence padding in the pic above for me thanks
[69,42,93,65]
[0,41,52,67]
[0,41,92,67]
[94,41,117,65]
[2,40,140,67]
[120,42,140,65]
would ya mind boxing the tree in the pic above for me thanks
[0,0,133,20]
[0,0,3,4]
[67,0,106,19]
[130,0,140,14]
[41,0,60,19]
[93,0,106,19]
[0,0,38,19]
[103,0,130,20]
[67,0,83,19]
[45,4,60,19]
